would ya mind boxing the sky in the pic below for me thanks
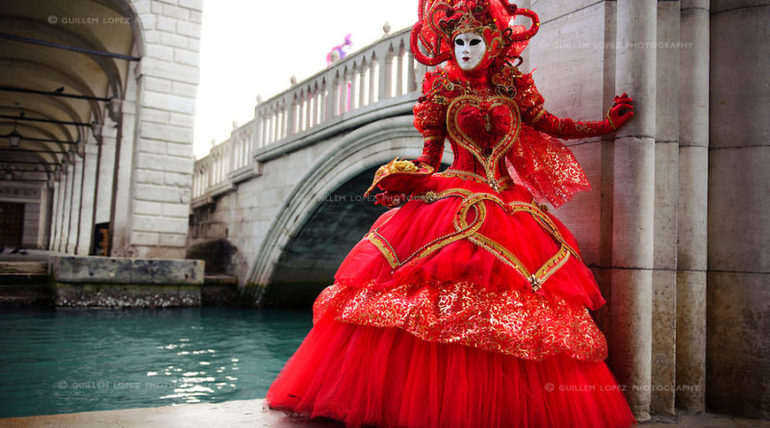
[193,0,417,159]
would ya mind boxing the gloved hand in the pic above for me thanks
[374,191,409,208]
[607,93,634,130]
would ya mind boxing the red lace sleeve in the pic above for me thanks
[506,72,593,207]
[514,73,615,139]
[412,70,448,170]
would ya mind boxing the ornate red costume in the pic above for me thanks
[267,1,636,427]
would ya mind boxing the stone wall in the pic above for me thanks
[114,0,202,259]
[43,0,202,259]
[706,0,769,419]
[52,256,204,308]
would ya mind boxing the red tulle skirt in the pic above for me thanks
[266,173,636,427]
[267,315,636,428]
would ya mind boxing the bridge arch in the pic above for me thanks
[246,115,452,306]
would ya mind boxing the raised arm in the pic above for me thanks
[370,71,449,207]
[412,72,449,170]
[514,72,634,139]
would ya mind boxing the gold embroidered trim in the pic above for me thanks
[369,189,582,290]
[314,281,609,362]
[436,169,515,192]
[531,108,546,123]
[446,95,522,188]
[367,231,401,269]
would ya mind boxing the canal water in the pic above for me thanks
[0,307,312,418]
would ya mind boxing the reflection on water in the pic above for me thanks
[0,307,312,418]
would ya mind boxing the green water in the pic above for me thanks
[0,307,312,419]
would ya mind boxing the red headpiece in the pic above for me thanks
[410,0,540,66]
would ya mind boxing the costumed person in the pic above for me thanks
[326,34,354,65]
[267,1,636,427]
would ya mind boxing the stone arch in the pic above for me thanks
[246,115,452,306]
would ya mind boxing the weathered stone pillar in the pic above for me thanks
[76,142,99,255]
[610,0,657,421]
[55,168,67,253]
[110,64,137,257]
[94,117,117,225]
[51,169,61,252]
[58,163,73,253]
[675,0,709,412]
[651,1,680,416]
[707,0,770,419]
[47,180,59,251]
[66,156,84,253]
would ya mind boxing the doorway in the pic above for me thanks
[0,202,25,247]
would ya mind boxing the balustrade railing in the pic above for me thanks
[192,27,425,202]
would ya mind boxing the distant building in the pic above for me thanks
[0,0,202,259]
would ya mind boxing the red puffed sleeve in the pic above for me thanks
[412,70,449,170]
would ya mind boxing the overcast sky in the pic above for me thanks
[193,0,417,159]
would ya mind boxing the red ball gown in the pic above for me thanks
[266,23,637,428]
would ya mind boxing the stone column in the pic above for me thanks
[325,70,337,120]
[47,180,59,251]
[253,101,263,150]
[52,170,65,253]
[675,0,709,412]
[368,59,377,104]
[707,0,770,419]
[378,43,392,101]
[58,163,73,253]
[76,142,99,255]
[66,156,84,253]
[111,63,138,257]
[94,117,117,225]
[38,181,51,249]
[610,0,657,421]
[651,1,680,416]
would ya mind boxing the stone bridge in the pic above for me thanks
[188,28,449,306]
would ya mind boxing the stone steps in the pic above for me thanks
[0,261,48,282]
[0,261,53,307]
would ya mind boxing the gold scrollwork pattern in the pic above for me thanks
[314,281,608,362]
[446,95,522,187]
[367,189,582,292]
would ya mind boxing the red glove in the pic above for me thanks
[607,93,634,130]
[531,93,635,138]
[374,191,409,208]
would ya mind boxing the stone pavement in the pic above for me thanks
[1,399,768,428]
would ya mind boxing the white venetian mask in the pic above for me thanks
[454,32,486,71]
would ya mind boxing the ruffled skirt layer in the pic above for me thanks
[266,315,636,428]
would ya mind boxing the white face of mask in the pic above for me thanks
[454,32,486,71]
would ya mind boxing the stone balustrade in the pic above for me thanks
[192,27,425,205]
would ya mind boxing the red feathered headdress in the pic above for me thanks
[410,0,540,66]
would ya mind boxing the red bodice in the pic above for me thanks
[412,64,607,207]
